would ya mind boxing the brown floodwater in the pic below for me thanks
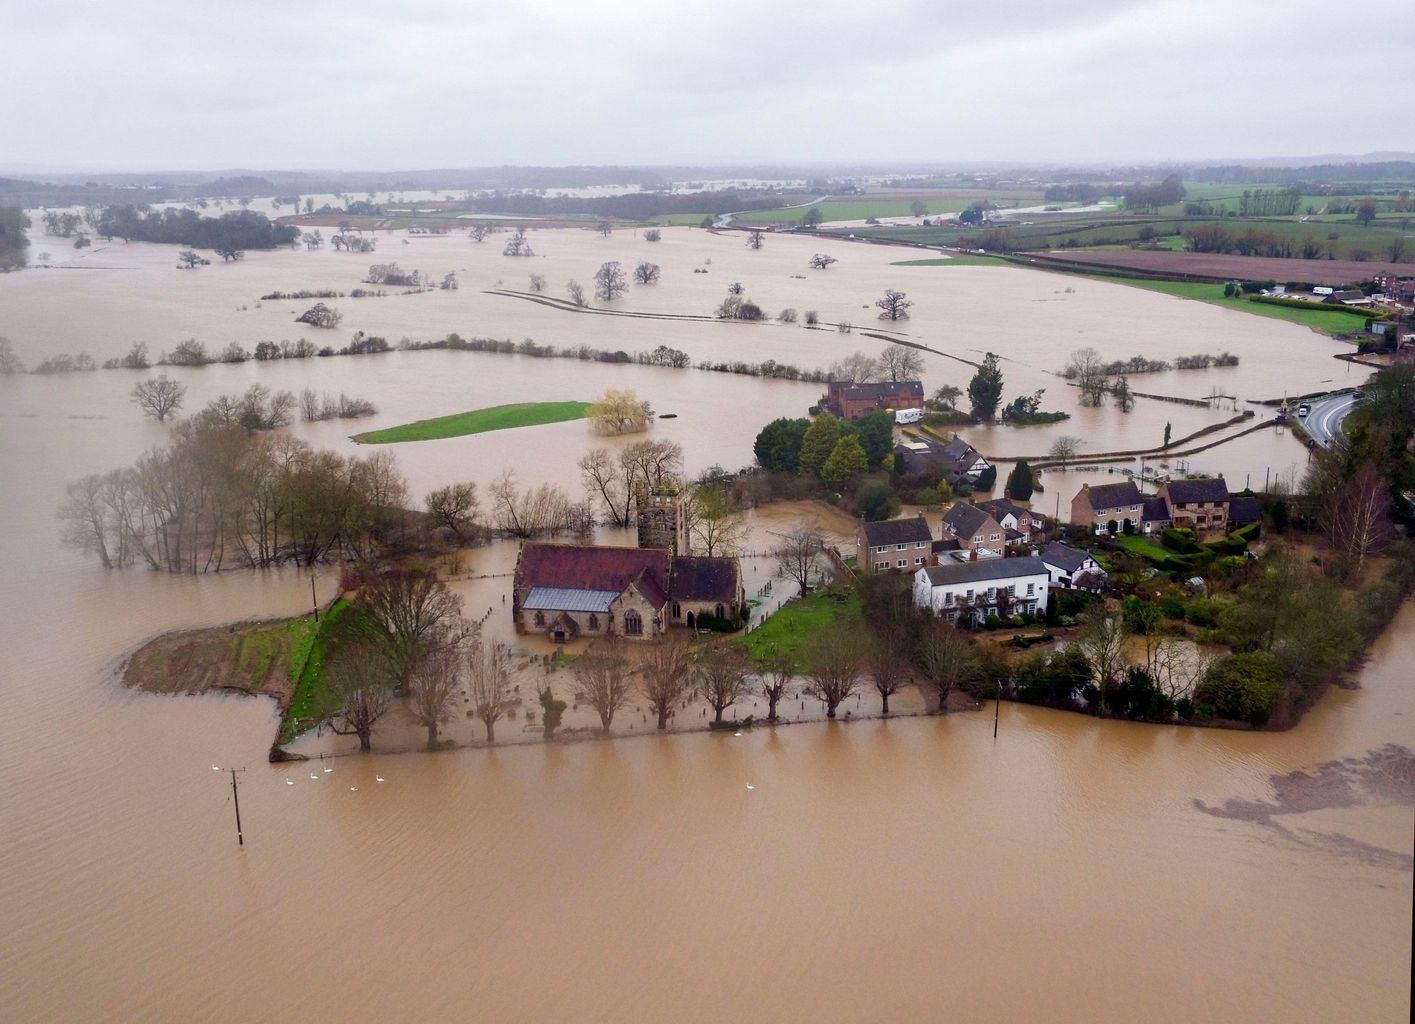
[1,224,1408,1023]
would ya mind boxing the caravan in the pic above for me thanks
[894,407,924,425]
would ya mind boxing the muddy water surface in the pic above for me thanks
[0,226,1409,1023]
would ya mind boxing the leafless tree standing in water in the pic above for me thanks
[640,632,693,730]
[917,619,979,712]
[772,525,826,596]
[694,645,751,725]
[758,653,795,722]
[407,647,462,746]
[361,566,468,690]
[130,375,186,421]
[325,642,396,751]
[468,641,516,743]
[572,649,632,733]
[800,626,863,718]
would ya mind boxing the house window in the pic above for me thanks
[1026,582,1035,595]
[624,609,643,636]
[990,533,1000,541]
[1007,585,1016,597]
[588,613,600,630]
[944,592,954,606]
[897,559,907,568]
[914,557,924,565]
[875,545,887,554]
[917,541,926,549]
[965,589,974,601]
[896,543,906,551]
[987,587,996,602]
[875,564,888,572]
[534,611,545,627]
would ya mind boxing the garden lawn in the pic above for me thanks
[1113,534,1172,562]
[353,401,590,443]
[738,591,862,665]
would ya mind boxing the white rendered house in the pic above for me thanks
[913,556,1050,625]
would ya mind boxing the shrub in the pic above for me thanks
[1161,527,1199,553]
[1194,651,1283,725]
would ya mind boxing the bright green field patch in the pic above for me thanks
[1097,278,1377,335]
[1113,534,1171,562]
[353,401,590,444]
[738,591,862,666]
[281,598,385,743]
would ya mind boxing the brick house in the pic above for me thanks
[857,515,933,573]
[1070,481,1144,533]
[513,544,743,642]
[940,502,1005,554]
[976,498,1047,545]
[1141,495,1171,535]
[913,556,1051,625]
[1156,477,1230,531]
[820,380,924,420]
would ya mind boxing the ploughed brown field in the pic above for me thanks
[1023,247,1409,285]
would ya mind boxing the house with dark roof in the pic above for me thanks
[1157,476,1230,531]
[893,434,991,483]
[513,544,742,642]
[1141,495,1171,535]
[821,380,925,420]
[1040,541,1105,590]
[940,502,1006,554]
[1070,480,1144,533]
[857,515,933,573]
[913,555,1050,625]
[976,498,1047,544]
[1228,494,1261,528]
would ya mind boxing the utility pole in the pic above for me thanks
[229,768,247,846]
[311,571,319,623]
[993,686,1000,738]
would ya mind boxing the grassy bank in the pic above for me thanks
[891,255,1010,268]
[352,401,590,444]
[280,598,383,743]
[1099,277,1377,334]
[124,616,314,701]
[739,590,862,665]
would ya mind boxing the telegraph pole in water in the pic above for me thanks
[311,571,319,623]
[229,768,246,846]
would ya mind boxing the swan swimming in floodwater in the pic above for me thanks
[310,774,319,780]
[323,767,333,773]
[349,786,358,792]
[286,780,295,785]
[376,776,385,783]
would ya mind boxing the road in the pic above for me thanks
[1302,392,1356,447]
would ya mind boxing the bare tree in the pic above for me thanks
[683,484,745,556]
[917,619,979,712]
[695,645,752,725]
[865,631,908,714]
[878,344,924,382]
[758,654,795,722]
[361,566,469,689]
[1322,460,1392,579]
[424,482,480,539]
[800,626,863,718]
[1065,347,1109,407]
[572,649,632,733]
[747,230,764,249]
[640,632,693,730]
[301,230,323,250]
[528,273,546,292]
[643,228,662,242]
[177,249,206,269]
[1075,611,1127,714]
[828,351,881,383]
[808,253,838,270]
[469,223,489,242]
[875,288,913,321]
[633,261,661,284]
[930,384,962,410]
[130,375,186,422]
[408,647,462,746]
[594,261,628,301]
[0,337,24,375]
[503,229,533,256]
[1047,436,1081,466]
[579,448,634,527]
[566,279,587,306]
[773,525,825,596]
[468,642,515,742]
[324,643,396,752]
[597,221,613,237]
[295,303,342,329]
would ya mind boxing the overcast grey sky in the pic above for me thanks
[6,0,1413,172]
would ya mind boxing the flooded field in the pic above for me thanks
[0,223,1408,1022]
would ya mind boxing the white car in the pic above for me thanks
[1297,403,1311,418]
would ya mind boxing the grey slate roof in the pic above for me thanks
[919,555,1049,587]
[1142,496,1171,523]
[1040,542,1091,574]
[1163,477,1229,505]
[522,587,618,613]
[861,516,932,547]
[669,556,740,603]
[1080,481,1143,512]
[942,502,995,538]
[1228,495,1261,525]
